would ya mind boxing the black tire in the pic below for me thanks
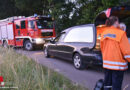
[73,53,85,70]
[44,47,50,58]
[3,41,8,48]
[24,40,33,51]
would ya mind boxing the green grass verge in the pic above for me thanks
[0,47,87,90]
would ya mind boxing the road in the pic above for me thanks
[16,49,130,90]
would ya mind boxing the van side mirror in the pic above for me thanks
[50,39,55,44]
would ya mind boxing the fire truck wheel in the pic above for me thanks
[24,40,33,51]
[3,41,8,48]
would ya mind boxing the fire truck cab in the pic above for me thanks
[0,15,56,50]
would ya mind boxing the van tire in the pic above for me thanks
[24,40,33,51]
[73,53,85,70]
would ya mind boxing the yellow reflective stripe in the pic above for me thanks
[103,65,128,70]
[103,60,128,65]
[124,55,130,58]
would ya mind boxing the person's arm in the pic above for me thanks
[120,33,130,62]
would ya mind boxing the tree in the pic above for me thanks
[15,0,43,16]
[0,0,130,33]
[0,0,20,19]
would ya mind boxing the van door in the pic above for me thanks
[57,24,97,59]
[95,6,130,26]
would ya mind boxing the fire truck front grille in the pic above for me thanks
[41,32,53,36]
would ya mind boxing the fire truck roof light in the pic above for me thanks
[48,15,51,17]
[34,14,38,17]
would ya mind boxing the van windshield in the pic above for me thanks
[36,19,53,29]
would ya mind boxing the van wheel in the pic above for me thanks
[44,47,50,58]
[24,40,33,51]
[3,41,8,48]
[73,53,85,70]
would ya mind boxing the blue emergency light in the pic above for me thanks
[48,14,51,17]
[34,14,38,17]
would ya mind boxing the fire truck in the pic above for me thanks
[0,15,56,50]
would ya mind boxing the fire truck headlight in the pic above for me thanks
[35,38,45,44]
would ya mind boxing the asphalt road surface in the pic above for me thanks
[16,49,130,90]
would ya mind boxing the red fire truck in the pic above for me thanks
[0,15,56,50]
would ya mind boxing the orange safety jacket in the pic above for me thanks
[97,25,106,38]
[100,26,130,70]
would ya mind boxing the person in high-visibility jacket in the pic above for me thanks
[100,16,130,90]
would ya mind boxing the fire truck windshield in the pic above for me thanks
[36,19,53,29]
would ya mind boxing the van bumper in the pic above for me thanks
[82,53,102,65]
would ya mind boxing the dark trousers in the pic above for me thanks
[104,69,125,90]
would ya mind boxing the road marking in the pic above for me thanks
[123,84,129,90]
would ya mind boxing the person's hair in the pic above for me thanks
[105,16,119,26]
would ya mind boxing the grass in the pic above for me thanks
[0,47,87,90]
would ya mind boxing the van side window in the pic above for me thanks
[64,27,94,43]
[15,21,20,29]
[28,20,35,29]
[21,21,26,29]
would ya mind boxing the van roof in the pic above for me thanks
[61,24,94,33]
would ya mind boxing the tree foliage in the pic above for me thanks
[0,0,130,33]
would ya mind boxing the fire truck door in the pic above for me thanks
[28,20,36,37]
[1,25,8,39]
[20,20,28,36]
[7,24,15,45]
[14,20,23,46]
[15,21,21,36]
